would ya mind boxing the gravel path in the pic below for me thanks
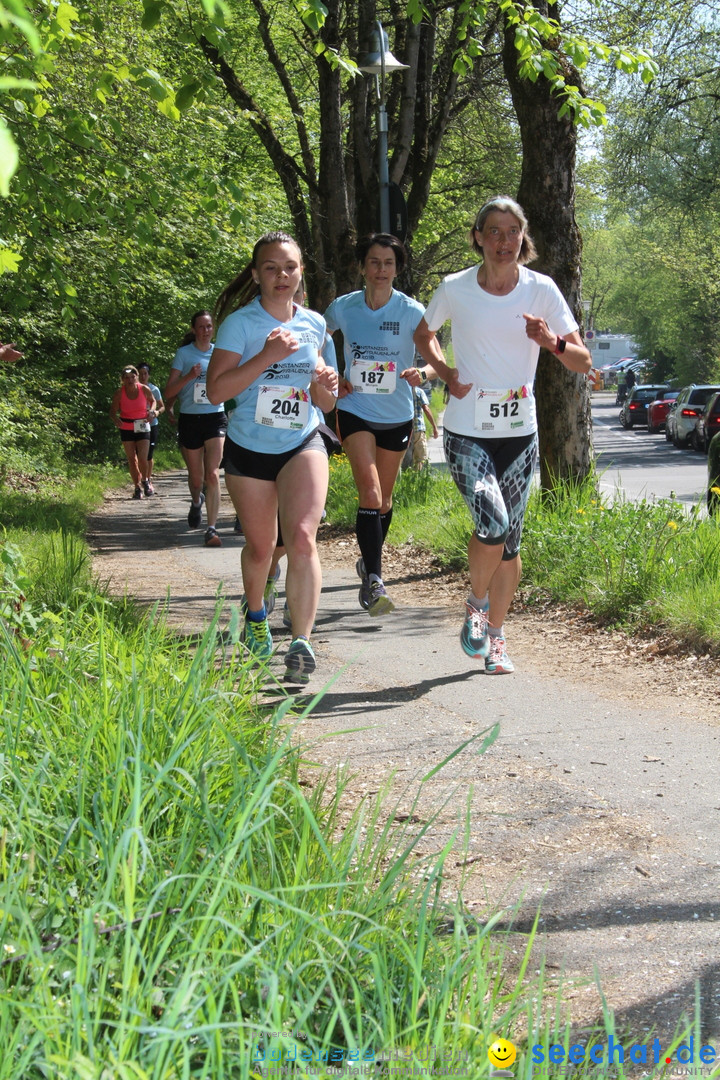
[88,470,720,1051]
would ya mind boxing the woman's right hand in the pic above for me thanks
[447,368,473,399]
[263,327,299,366]
[337,377,353,399]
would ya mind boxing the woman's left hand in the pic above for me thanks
[523,313,556,352]
[315,363,339,395]
[400,366,425,387]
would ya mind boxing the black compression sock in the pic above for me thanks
[356,507,383,579]
[380,507,393,542]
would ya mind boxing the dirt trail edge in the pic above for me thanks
[89,470,720,1048]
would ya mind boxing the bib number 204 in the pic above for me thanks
[271,398,301,418]
[489,400,519,419]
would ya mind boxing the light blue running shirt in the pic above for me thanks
[324,289,424,425]
[146,381,162,427]
[215,296,331,453]
[171,343,224,415]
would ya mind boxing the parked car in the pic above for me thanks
[692,392,720,452]
[665,384,720,447]
[646,389,679,433]
[619,384,670,429]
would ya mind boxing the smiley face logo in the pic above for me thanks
[488,1038,517,1070]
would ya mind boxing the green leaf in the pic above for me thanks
[55,3,79,33]
[0,125,19,197]
[175,80,201,111]
[141,1,165,30]
[0,247,22,273]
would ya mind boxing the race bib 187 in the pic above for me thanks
[349,358,397,394]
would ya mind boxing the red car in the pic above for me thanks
[694,392,720,452]
[646,389,679,433]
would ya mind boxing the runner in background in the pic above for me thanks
[137,362,165,496]
[402,383,439,470]
[163,310,227,548]
[109,365,156,500]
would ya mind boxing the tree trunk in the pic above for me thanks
[502,5,593,489]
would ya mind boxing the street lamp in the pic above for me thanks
[359,21,408,235]
[581,299,592,332]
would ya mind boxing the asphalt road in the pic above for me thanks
[591,393,708,507]
[429,391,709,508]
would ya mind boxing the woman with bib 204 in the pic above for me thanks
[414,196,591,674]
[324,233,442,617]
[207,232,338,684]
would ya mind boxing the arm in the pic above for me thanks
[310,361,339,413]
[522,315,592,374]
[413,318,473,399]
[0,343,22,363]
[163,363,202,408]
[153,389,165,417]
[206,328,299,405]
[142,386,156,419]
[109,389,123,429]
[422,401,439,439]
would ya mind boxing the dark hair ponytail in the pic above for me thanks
[178,309,212,347]
[214,232,300,326]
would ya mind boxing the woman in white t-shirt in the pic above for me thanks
[414,196,591,674]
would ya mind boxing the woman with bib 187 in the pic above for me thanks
[324,233,443,617]
[414,196,591,674]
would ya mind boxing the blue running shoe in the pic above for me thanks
[460,601,489,658]
[485,635,514,674]
[284,637,316,684]
[243,615,272,660]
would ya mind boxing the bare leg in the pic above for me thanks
[225,473,278,611]
[136,439,150,482]
[122,441,142,487]
[202,436,225,529]
[487,554,521,629]
[343,432,404,513]
[276,449,328,640]
[182,445,205,505]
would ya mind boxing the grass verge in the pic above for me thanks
[326,454,720,647]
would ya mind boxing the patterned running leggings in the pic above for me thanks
[444,429,538,560]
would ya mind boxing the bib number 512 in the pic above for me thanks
[490,400,519,419]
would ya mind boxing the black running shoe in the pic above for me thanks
[187,492,205,529]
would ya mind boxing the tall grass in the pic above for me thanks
[0,542,600,1077]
